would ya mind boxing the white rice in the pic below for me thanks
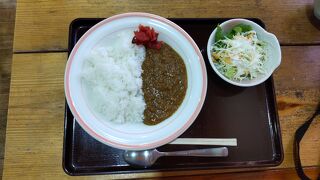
[81,30,146,123]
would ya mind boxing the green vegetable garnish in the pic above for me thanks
[215,23,253,42]
[236,24,253,32]
[225,66,237,79]
[215,25,224,42]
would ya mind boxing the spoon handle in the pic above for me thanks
[162,147,228,157]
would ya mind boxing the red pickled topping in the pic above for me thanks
[132,25,163,49]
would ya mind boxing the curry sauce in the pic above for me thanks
[142,43,187,125]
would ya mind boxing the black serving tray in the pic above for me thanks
[63,18,283,176]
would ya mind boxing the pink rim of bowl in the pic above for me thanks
[65,12,207,150]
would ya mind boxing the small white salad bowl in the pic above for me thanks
[65,12,207,150]
[207,19,281,87]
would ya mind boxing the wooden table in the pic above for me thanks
[3,0,320,179]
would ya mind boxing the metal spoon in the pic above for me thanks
[123,147,228,167]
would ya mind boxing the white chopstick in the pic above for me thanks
[169,138,237,146]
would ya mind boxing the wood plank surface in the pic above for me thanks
[0,0,16,178]
[273,46,320,168]
[0,51,12,179]
[13,0,320,53]
[3,53,68,180]
[163,167,320,180]
[3,45,319,179]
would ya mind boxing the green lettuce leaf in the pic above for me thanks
[225,66,237,79]
[215,25,224,42]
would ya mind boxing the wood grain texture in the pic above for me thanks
[0,0,16,178]
[273,46,320,90]
[162,167,320,180]
[273,46,320,168]
[13,0,320,52]
[3,53,68,180]
[3,46,320,179]
[0,51,12,180]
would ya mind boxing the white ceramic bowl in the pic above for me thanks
[207,19,281,87]
[65,13,207,150]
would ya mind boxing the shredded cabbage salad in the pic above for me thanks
[211,24,267,81]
